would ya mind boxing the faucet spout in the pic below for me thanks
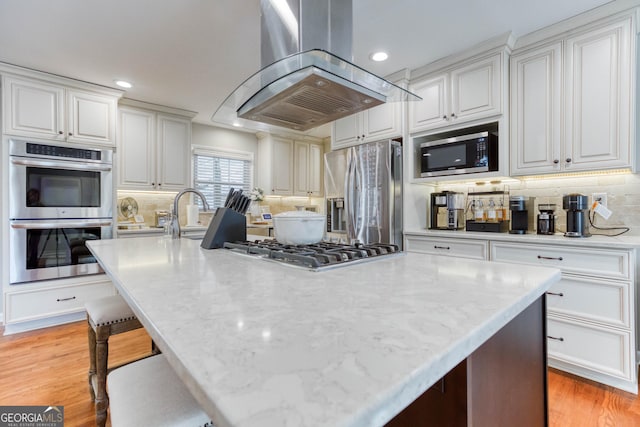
[170,188,210,239]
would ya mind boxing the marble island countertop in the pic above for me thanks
[88,236,560,427]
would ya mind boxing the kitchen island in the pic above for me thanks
[87,236,560,427]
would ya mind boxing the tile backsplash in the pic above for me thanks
[435,172,640,236]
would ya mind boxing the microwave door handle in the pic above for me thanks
[11,220,113,229]
[10,157,112,172]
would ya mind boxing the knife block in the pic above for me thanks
[200,207,247,249]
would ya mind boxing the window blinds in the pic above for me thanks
[193,150,252,209]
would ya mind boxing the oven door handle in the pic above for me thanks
[11,157,112,172]
[11,220,113,229]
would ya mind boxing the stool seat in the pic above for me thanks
[86,294,151,427]
[108,354,212,427]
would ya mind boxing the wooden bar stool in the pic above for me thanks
[86,294,151,427]
[107,354,213,426]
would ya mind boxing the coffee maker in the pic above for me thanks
[430,191,465,230]
[509,195,535,234]
[563,194,591,237]
[537,204,557,235]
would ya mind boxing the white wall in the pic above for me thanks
[191,123,258,157]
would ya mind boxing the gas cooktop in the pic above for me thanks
[222,240,402,271]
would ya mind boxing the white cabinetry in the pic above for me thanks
[409,53,503,133]
[294,141,323,196]
[118,105,192,191]
[4,275,115,326]
[490,242,637,394]
[404,235,488,260]
[511,14,635,175]
[331,100,402,150]
[258,134,323,197]
[2,74,119,145]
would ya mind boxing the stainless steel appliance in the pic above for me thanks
[324,140,402,248]
[9,219,113,283]
[429,191,465,230]
[223,240,401,271]
[563,194,591,237]
[9,139,114,284]
[419,131,498,177]
[9,139,113,219]
[213,0,419,132]
[537,204,557,235]
[509,196,535,234]
[326,198,346,233]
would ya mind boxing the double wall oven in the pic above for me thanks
[9,139,113,284]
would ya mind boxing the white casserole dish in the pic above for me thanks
[273,210,325,245]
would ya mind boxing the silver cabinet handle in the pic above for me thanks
[547,335,564,342]
[434,245,450,250]
[537,255,563,261]
[57,296,77,302]
[546,291,564,297]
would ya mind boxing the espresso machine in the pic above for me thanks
[430,191,465,230]
[509,195,535,234]
[563,194,591,237]
[537,204,557,235]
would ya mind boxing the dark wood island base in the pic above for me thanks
[388,296,547,426]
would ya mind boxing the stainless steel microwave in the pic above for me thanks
[420,131,498,177]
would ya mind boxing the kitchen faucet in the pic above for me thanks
[169,188,209,239]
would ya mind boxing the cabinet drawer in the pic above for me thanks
[547,317,632,381]
[405,236,488,260]
[546,277,630,328]
[490,242,630,279]
[6,280,115,324]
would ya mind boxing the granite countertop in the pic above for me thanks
[88,236,560,427]
[405,228,640,249]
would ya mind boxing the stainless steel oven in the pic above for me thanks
[9,219,113,284]
[9,139,113,220]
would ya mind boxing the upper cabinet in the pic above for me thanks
[118,103,194,191]
[511,12,636,175]
[2,74,119,145]
[258,133,323,197]
[409,52,504,134]
[331,100,403,150]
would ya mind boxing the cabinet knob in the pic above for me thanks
[451,113,456,118]
[68,132,73,136]
[151,182,155,187]
[58,131,64,135]
[565,158,572,163]
[442,115,448,120]
[553,159,559,164]
[361,134,365,139]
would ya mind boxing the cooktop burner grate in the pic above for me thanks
[223,240,400,270]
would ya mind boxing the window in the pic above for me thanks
[192,147,253,209]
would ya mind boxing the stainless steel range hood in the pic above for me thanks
[212,0,420,132]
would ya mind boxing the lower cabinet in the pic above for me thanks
[5,275,115,325]
[404,233,638,394]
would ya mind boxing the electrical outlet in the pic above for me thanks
[592,192,607,208]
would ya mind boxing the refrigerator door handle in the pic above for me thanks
[346,149,356,241]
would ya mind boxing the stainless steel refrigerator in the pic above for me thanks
[324,139,403,248]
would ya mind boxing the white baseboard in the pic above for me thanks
[3,311,85,335]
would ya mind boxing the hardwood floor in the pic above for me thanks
[1,320,639,426]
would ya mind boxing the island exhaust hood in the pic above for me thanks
[212,0,420,132]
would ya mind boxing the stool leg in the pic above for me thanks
[87,317,97,401]
[95,326,110,427]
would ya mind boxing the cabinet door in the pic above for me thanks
[156,114,191,191]
[307,143,323,196]
[271,138,294,195]
[294,141,310,196]
[450,53,501,122]
[564,18,633,171]
[2,75,65,139]
[363,101,401,141]
[408,74,449,132]
[331,114,361,149]
[510,43,562,175]
[118,107,156,190]
[67,89,116,145]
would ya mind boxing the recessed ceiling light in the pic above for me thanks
[232,120,242,127]
[370,51,388,62]
[114,80,133,89]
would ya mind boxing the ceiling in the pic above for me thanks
[0,0,614,138]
